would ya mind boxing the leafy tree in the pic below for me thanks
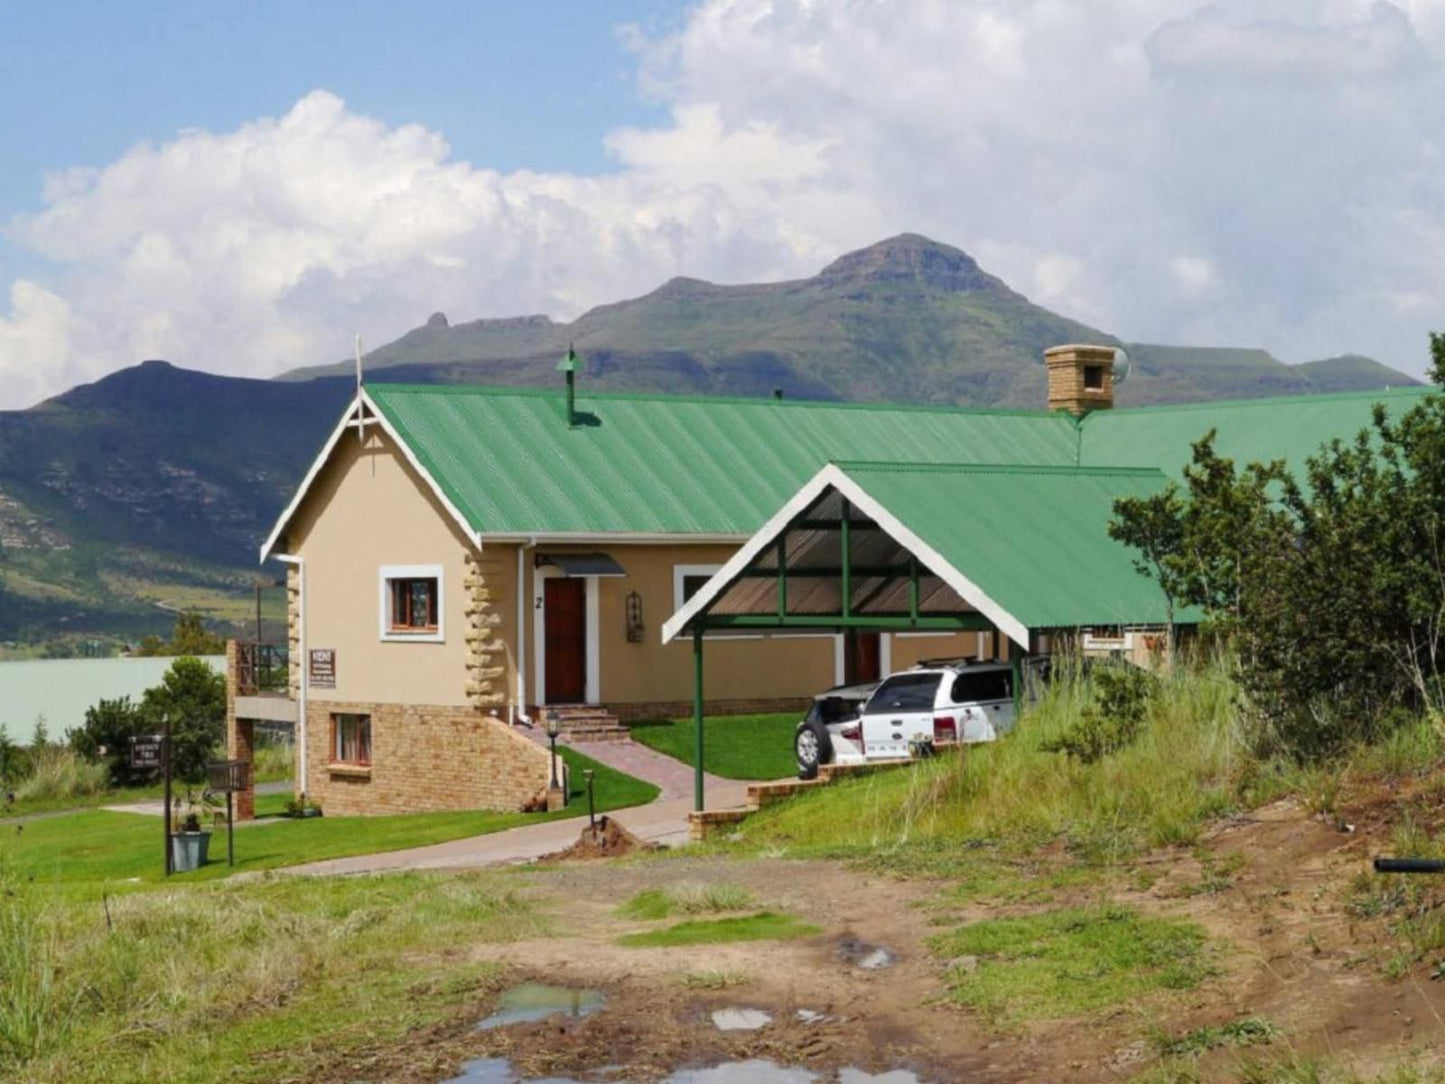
[139,657,226,783]
[69,696,153,787]
[30,716,49,752]
[1111,333,1445,760]
[135,611,226,658]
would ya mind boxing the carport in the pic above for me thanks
[661,461,1181,811]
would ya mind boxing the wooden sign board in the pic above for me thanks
[130,734,165,770]
[309,648,337,689]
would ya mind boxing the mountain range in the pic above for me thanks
[0,234,1420,646]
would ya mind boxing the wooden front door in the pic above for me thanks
[847,631,882,684]
[544,578,587,703]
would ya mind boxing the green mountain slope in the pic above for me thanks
[0,234,1420,645]
[286,234,1418,408]
[0,363,351,645]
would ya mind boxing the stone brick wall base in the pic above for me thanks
[302,699,552,817]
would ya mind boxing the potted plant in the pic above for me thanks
[284,793,323,819]
[170,787,216,872]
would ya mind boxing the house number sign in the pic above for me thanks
[309,648,337,689]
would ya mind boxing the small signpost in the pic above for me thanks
[131,728,171,874]
[206,759,249,868]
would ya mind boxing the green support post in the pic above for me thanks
[693,626,705,813]
[1009,637,1024,715]
[908,555,919,624]
[777,536,787,619]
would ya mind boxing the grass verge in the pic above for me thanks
[3,747,657,900]
[617,911,820,947]
[0,869,535,1083]
[628,712,798,781]
[930,905,1212,1024]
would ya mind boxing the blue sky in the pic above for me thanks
[1,1,1441,408]
[0,1,678,282]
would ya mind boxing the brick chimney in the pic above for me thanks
[1045,344,1117,416]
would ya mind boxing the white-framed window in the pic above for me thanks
[379,564,445,642]
[673,564,723,612]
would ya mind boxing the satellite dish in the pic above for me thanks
[1112,346,1131,387]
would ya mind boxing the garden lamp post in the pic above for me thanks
[545,715,561,790]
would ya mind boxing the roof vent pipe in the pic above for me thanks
[557,345,581,427]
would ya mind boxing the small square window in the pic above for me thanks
[1083,364,1105,390]
[673,564,723,612]
[379,565,444,642]
[681,574,712,604]
[333,713,371,765]
[390,577,437,630]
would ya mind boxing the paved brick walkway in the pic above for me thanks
[527,729,738,801]
[277,784,753,877]
[281,733,763,877]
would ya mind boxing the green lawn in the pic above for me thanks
[929,905,1213,1025]
[3,748,657,899]
[628,711,798,780]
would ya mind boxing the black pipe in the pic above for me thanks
[1374,857,1445,874]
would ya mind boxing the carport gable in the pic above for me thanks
[660,461,1181,647]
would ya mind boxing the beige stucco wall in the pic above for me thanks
[887,630,998,671]
[282,429,480,708]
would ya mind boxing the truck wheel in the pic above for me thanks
[795,720,832,780]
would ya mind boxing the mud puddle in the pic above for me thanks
[835,935,896,970]
[476,983,605,1030]
[443,1058,921,1083]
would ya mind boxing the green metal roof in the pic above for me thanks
[363,382,1437,539]
[1079,385,1434,479]
[365,384,1078,536]
[832,462,1189,630]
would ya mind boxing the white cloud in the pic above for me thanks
[1171,256,1217,295]
[1,0,1443,407]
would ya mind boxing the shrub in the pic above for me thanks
[11,749,108,805]
[67,698,152,788]
[1041,665,1157,764]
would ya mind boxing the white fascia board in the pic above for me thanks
[259,396,364,563]
[659,463,1033,649]
[661,465,840,644]
[259,388,485,563]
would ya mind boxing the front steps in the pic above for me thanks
[539,705,631,743]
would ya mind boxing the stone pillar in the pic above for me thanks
[286,565,301,701]
[464,549,509,712]
[224,640,256,821]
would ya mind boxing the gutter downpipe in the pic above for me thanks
[275,554,307,790]
[516,538,537,725]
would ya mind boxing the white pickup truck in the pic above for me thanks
[793,660,1016,780]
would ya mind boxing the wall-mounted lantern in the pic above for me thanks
[625,590,644,643]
